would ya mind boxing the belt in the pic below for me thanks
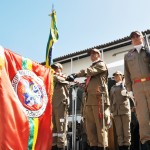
[134,77,150,83]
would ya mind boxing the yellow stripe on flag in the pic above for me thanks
[32,118,39,150]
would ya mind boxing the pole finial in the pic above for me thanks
[48,4,54,16]
[52,3,54,11]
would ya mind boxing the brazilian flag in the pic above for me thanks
[46,10,59,67]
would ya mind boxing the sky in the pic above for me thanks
[0,0,150,63]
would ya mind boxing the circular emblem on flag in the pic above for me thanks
[12,70,48,118]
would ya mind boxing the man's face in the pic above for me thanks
[90,52,100,62]
[131,33,144,46]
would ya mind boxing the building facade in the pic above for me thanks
[50,30,150,83]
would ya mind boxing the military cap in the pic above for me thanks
[113,71,123,76]
[130,31,143,38]
[88,48,100,55]
[51,63,63,69]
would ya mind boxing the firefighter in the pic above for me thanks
[67,48,110,150]
[124,31,150,149]
[51,63,69,150]
[110,71,131,150]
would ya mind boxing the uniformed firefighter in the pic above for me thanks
[51,63,69,150]
[67,48,111,150]
[110,71,131,150]
[124,31,150,149]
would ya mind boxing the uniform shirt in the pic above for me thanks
[76,60,109,105]
[124,47,150,91]
[52,74,69,108]
[110,82,130,116]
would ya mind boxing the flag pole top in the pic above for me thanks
[52,4,54,11]
[49,4,55,16]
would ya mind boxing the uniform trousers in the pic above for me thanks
[114,114,131,146]
[133,82,150,144]
[85,105,108,147]
[52,103,67,148]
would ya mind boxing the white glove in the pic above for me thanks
[121,89,127,96]
[128,91,134,99]
[81,116,84,121]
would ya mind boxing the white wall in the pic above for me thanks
[62,57,91,83]
[105,44,133,76]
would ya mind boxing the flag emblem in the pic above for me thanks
[12,70,48,118]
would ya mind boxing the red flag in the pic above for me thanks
[0,47,53,150]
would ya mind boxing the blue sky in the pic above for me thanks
[0,0,150,63]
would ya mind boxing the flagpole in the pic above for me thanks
[52,3,54,11]
[46,4,59,67]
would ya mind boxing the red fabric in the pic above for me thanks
[134,77,150,83]
[0,49,53,150]
[85,76,91,87]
